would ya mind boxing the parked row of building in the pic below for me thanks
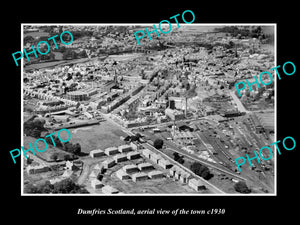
[87,143,208,193]
[142,148,207,192]
[141,149,173,169]
[89,144,134,158]
[115,163,164,182]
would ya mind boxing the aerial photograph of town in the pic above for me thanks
[22,24,275,195]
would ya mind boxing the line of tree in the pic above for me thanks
[62,49,88,60]
[24,178,89,194]
[44,133,81,155]
[24,117,47,138]
[214,26,264,39]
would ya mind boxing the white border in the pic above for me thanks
[21,23,277,196]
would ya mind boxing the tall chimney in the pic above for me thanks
[185,97,187,117]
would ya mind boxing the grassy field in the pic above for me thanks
[61,121,129,153]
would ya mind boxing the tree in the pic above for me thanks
[39,181,54,193]
[26,157,32,165]
[73,143,81,155]
[24,35,34,44]
[234,181,251,193]
[63,49,77,60]
[24,119,47,138]
[31,127,41,138]
[153,139,164,149]
[173,152,180,160]
[190,162,213,180]
[78,50,87,58]
[53,178,75,193]
[50,153,58,161]
[63,142,74,152]
[59,45,67,53]
[64,154,73,161]
[173,152,185,164]
[177,157,184,164]
[228,41,235,48]
[24,183,38,193]
[24,178,88,194]
[45,134,62,148]
[54,136,63,148]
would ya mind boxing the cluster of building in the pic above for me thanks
[26,160,79,186]
[24,26,274,130]
[86,142,209,193]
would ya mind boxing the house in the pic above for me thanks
[65,161,77,171]
[142,148,152,159]
[118,144,132,153]
[103,158,116,169]
[137,162,154,171]
[102,185,119,194]
[158,158,173,169]
[169,166,177,177]
[122,164,140,174]
[91,179,104,189]
[115,169,131,180]
[132,172,148,182]
[113,153,128,163]
[179,172,191,184]
[127,151,140,160]
[26,165,50,174]
[174,170,181,180]
[49,177,64,184]
[169,165,186,180]
[148,170,164,179]
[149,153,162,164]
[130,142,141,150]
[105,147,119,156]
[188,178,206,191]
[90,149,105,158]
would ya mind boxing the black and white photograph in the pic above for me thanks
[21,24,276,195]
[3,3,298,221]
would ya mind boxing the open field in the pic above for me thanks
[61,121,128,154]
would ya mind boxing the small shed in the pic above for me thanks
[90,149,105,158]
[91,179,104,189]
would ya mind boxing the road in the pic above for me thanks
[229,90,274,114]
[229,90,248,113]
